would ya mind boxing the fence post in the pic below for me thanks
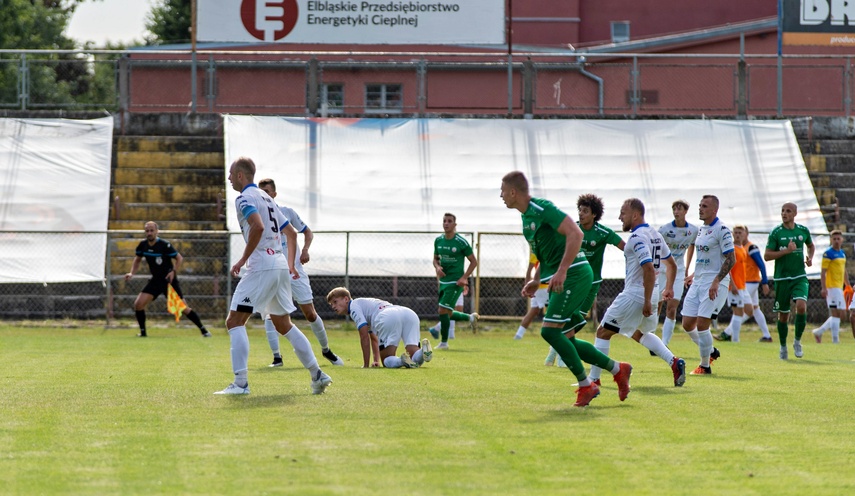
[417,57,426,116]
[474,232,481,315]
[191,50,197,113]
[631,56,639,117]
[118,55,129,113]
[105,232,113,326]
[226,232,232,314]
[307,57,320,115]
[19,54,28,110]
[845,57,852,119]
[737,32,747,119]
[523,58,534,117]
[507,54,513,116]
[207,54,216,112]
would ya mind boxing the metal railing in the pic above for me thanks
[0,49,852,118]
[0,229,848,327]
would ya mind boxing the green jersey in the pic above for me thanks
[766,223,812,280]
[579,222,623,282]
[434,233,473,284]
[520,198,588,281]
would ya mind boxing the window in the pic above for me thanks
[611,21,630,43]
[365,84,403,113]
[320,84,344,114]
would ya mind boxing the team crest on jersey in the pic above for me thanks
[798,235,803,241]
[451,247,457,253]
[155,257,162,265]
[590,240,597,246]
[529,222,536,230]
[706,229,713,235]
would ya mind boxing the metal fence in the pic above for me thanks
[0,49,853,117]
[0,229,850,328]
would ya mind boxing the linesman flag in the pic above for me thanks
[167,284,187,322]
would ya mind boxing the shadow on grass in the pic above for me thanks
[220,394,297,408]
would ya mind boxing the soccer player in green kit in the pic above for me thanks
[432,212,479,350]
[764,202,815,360]
[501,171,632,407]
[545,194,624,364]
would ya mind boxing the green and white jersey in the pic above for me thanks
[434,233,473,285]
[579,222,623,283]
[766,223,812,281]
[521,198,588,282]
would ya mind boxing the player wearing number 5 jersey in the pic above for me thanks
[214,157,332,396]
[589,199,686,387]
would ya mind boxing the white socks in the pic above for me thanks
[698,329,713,367]
[264,319,281,356]
[816,317,832,333]
[686,329,700,345]
[640,332,674,364]
[831,316,841,343]
[284,325,321,377]
[309,316,329,350]
[755,307,771,337]
[515,326,526,339]
[730,315,743,342]
[384,355,404,368]
[588,337,611,381]
[662,318,676,345]
[228,326,250,387]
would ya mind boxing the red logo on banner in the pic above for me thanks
[241,0,299,42]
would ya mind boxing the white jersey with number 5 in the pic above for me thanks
[623,223,672,304]
[235,184,290,272]
[692,217,734,279]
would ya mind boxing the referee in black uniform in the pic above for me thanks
[124,221,211,337]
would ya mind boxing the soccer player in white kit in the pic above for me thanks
[681,195,735,375]
[588,198,687,387]
[326,287,432,369]
[258,178,344,368]
[657,200,697,346]
[215,157,332,395]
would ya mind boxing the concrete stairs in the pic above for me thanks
[801,138,855,234]
[109,136,226,231]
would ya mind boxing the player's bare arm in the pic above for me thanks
[550,216,583,292]
[282,222,300,279]
[232,212,264,276]
[458,253,478,287]
[300,227,313,264]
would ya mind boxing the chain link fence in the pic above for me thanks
[1,229,850,327]
[1,50,853,117]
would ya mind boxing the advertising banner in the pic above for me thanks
[224,117,826,279]
[198,0,505,44]
[782,0,855,46]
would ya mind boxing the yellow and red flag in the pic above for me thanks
[167,284,187,322]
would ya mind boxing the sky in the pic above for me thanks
[66,0,153,46]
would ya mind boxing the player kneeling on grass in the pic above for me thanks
[327,287,431,369]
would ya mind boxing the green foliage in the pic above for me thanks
[0,0,116,109]
[2,321,855,494]
[145,0,191,46]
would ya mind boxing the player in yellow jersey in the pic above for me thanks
[813,230,849,343]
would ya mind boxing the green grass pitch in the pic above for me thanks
[2,319,854,495]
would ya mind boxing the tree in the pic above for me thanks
[145,0,191,46]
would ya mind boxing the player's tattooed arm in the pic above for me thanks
[716,251,736,281]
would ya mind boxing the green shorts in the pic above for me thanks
[772,277,809,313]
[580,281,602,316]
[438,283,465,310]
[543,263,594,326]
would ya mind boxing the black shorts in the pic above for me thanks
[141,277,183,300]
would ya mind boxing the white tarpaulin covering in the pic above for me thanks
[0,117,113,283]
[224,116,827,279]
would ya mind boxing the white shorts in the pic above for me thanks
[455,292,464,308]
[374,306,421,349]
[658,261,686,300]
[289,261,314,305]
[744,282,761,306]
[728,288,749,307]
[531,287,549,309]
[683,275,728,319]
[600,292,659,336]
[826,287,845,309]
[231,268,296,316]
